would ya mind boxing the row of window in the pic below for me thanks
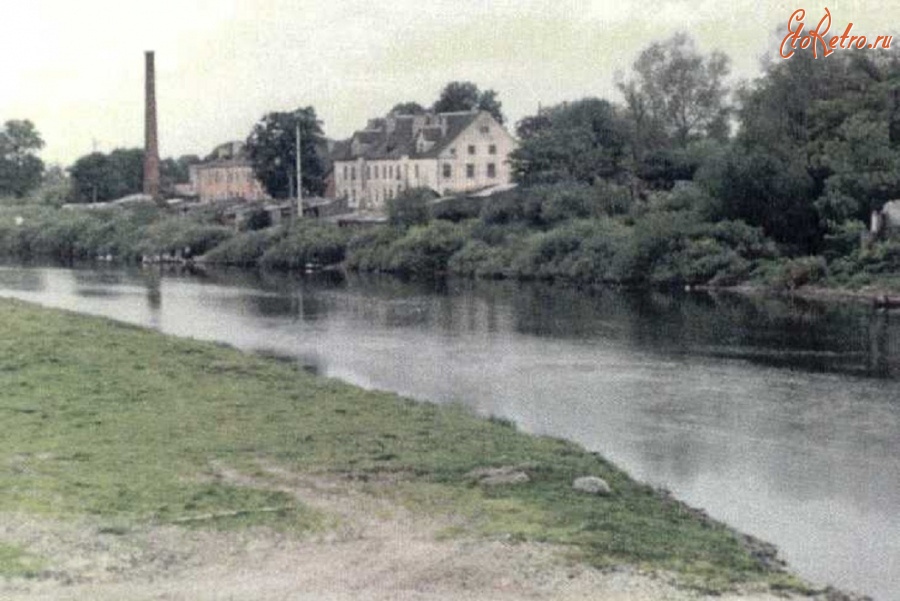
[441,163,497,179]
[343,162,427,182]
[449,144,497,157]
[349,185,404,205]
[203,170,255,184]
[344,161,499,184]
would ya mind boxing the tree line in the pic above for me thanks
[6,32,900,283]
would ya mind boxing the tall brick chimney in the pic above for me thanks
[143,51,161,201]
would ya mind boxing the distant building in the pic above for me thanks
[331,110,517,212]
[186,141,270,204]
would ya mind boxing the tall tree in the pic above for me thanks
[509,98,629,185]
[729,50,900,250]
[0,119,45,198]
[432,81,505,124]
[245,106,325,199]
[619,33,731,149]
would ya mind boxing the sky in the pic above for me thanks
[1,0,896,167]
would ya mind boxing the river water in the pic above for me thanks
[0,264,897,600]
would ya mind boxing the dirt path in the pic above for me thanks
[0,463,804,601]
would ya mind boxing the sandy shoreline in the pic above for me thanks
[1,467,867,601]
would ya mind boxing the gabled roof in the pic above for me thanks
[331,110,494,163]
[418,112,479,158]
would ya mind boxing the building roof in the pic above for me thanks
[331,110,486,163]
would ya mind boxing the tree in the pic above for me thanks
[38,164,71,205]
[245,106,326,199]
[731,49,900,251]
[387,187,433,228]
[509,98,629,185]
[389,102,426,116]
[619,33,731,149]
[160,154,201,195]
[432,81,505,124]
[67,148,144,203]
[696,148,818,251]
[0,119,45,198]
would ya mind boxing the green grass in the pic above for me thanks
[0,543,43,578]
[0,298,806,592]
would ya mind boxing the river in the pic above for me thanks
[0,263,897,600]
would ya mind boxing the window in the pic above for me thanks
[468,145,476,155]
[466,164,475,178]
[351,166,356,181]
[366,166,371,179]
[343,165,348,179]
[480,125,490,134]
[414,164,419,178]
[389,165,393,178]
[442,164,452,178]
[449,148,456,157]
[396,165,402,180]
[488,144,497,155]
[375,165,380,179]
[487,163,496,178]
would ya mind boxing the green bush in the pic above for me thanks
[387,187,433,228]
[447,240,516,278]
[383,221,470,275]
[0,205,164,262]
[137,218,233,258]
[344,227,404,272]
[431,196,484,222]
[259,222,350,269]
[765,256,829,289]
[202,227,286,266]
[479,190,525,225]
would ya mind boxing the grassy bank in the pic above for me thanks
[0,298,808,593]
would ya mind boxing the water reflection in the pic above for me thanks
[0,267,45,292]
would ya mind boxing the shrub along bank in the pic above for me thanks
[2,183,896,293]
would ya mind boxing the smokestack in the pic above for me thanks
[143,51,161,201]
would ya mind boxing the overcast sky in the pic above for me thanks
[1,0,894,166]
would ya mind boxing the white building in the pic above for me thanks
[331,110,517,211]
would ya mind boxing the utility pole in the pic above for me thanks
[295,122,302,221]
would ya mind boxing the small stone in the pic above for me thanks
[573,476,612,496]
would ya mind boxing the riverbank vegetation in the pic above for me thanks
[0,298,809,592]
[4,36,900,295]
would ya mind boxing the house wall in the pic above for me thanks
[333,112,517,212]
[191,163,270,203]
[435,112,516,195]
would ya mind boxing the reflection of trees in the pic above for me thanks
[503,282,900,378]
[0,268,45,292]
[144,270,161,310]
[124,264,900,379]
